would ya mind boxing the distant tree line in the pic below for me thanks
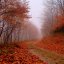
[41,0,64,37]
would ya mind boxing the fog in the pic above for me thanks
[28,0,43,30]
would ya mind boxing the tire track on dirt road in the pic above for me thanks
[28,43,64,64]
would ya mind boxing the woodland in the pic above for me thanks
[0,0,64,64]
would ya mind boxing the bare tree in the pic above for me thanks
[41,0,57,37]
[41,0,64,37]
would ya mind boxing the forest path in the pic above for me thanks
[26,41,64,64]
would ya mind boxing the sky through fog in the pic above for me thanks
[28,0,43,29]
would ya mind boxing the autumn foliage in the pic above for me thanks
[40,0,64,57]
[36,34,64,54]
[0,42,46,64]
[41,0,64,37]
[0,0,30,44]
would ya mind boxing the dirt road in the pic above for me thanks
[27,42,64,64]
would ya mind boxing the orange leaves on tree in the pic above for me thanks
[53,15,64,29]
[1,0,29,25]
[0,0,30,43]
